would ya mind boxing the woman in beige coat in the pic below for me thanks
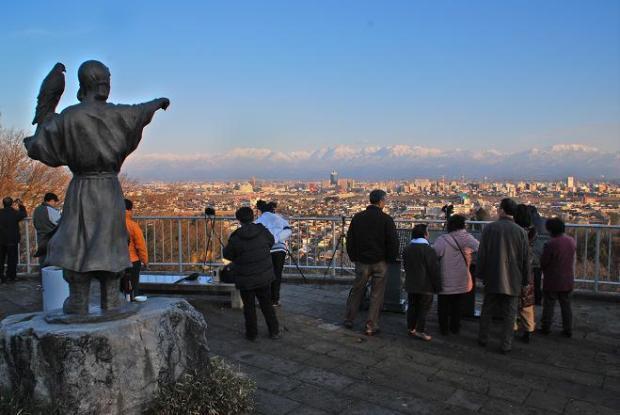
[434,215,479,335]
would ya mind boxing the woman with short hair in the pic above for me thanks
[433,215,479,335]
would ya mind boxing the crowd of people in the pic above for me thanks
[0,189,579,350]
[343,192,576,354]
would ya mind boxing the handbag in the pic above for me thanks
[219,264,235,284]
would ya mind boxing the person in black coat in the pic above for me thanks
[403,224,441,341]
[223,207,280,341]
[344,189,399,336]
[0,197,28,283]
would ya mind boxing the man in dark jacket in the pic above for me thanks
[344,189,399,335]
[223,207,280,341]
[477,198,530,353]
[0,197,28,283]
[403,224,441,341]
[32,192,62,265]
[540,217,576,337]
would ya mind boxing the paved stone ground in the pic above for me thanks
[1,277,619,414]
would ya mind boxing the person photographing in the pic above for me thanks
[0,197,27,283]
[255,200,292,307]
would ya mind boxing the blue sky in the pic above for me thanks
[1,0,619,156]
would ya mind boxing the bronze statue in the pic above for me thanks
[24,60,169,318]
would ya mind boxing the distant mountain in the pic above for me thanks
[123,144,620,181]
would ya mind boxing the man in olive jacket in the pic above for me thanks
[223,207,280,341]
[477,198,530,353]
[344,189,399,335]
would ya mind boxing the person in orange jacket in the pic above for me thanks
[123,198,148,301]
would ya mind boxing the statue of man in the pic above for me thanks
[24,60,169,315]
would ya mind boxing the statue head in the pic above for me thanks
[77,60,111,102]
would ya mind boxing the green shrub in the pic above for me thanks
[146,357,256,415]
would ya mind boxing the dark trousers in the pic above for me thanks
[542,290,572,333]
[533,268,542,305]
[270,251,286,304]
[438,293,465,334]
[478,293,519,351]
[240,284,279,339]
[0,244,18,282]
[121,261,141,299]
[407,293,433,332]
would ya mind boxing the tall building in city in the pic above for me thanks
[567,176,575,189]
[330,170,338,186]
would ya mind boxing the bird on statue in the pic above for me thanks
[32,62,66,125]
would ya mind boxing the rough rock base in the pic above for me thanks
[0,297,209,415]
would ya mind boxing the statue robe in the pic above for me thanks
[24,100,162,273]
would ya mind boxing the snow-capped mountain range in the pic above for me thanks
[123,143,619,181]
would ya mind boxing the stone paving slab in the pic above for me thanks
[1,277,619,414]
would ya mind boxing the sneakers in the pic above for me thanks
[343,320,354,329]
[272,302,281,308]
[413,331,432,341]
[364,321,380,336]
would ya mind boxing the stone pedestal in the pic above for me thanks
[0,298,209,415]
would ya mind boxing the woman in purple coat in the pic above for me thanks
[540,217,576,337]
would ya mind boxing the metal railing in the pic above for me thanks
[16,216,620,292]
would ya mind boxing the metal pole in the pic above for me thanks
[152,223,157,266]
[607,231,612,283]
[594,229,601,292]
[583,229,589,278]
[25,222,32,274]
[186,220,190,267]
[331,220,336,277]
[178,219,183,273]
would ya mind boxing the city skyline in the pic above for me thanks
[1,0,619,168]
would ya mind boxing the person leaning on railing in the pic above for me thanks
[255,200,292,307]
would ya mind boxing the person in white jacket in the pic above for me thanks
[255,200,292,306]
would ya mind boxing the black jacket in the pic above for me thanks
[223,223,275,290]
[403,242,441,294]
[0,206,27,245]
[346,205,399,264]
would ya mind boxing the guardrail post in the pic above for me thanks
[178,220,183,273]
[331,221,337,277]
[594,229,601,292]
[25,222,32,274]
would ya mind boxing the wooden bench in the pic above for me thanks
[139,274,242,309]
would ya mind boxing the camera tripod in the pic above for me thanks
[322,216,347,280]
[203,209,226,275]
